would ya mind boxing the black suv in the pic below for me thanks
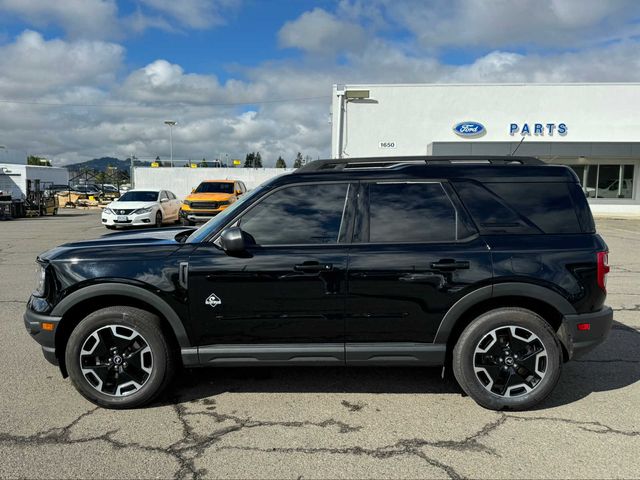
[24,157,613,410]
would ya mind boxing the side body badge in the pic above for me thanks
[205,293,222,308]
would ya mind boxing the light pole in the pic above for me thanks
[164,121,177,165]
[335,89,370,158]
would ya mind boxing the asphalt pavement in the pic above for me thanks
[0,209,638,479]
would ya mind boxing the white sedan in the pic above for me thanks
[102,189,182,229]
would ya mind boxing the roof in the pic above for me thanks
[284,156,578,184]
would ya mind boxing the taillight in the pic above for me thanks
[597,251,610,291]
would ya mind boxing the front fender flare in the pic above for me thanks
[51,283,191,347]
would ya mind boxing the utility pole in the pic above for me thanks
[130,155,137,188]
[164,121,177,165]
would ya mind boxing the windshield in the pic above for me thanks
[119,191,159,202]
[195,182,234,194]
[187,185,268,243]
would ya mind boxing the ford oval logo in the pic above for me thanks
[453,121,486,138]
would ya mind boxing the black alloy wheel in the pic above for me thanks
[453,308,562,411]
[65,306,175,408]
[472,325,547,397]
[79,324,153,397]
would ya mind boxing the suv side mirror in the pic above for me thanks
[235,190,242,196]
[220,227,247,255]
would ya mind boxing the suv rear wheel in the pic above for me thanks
[452,308,562,411]
[65,306,175,409]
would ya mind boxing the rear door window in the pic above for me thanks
[363,182,468,243]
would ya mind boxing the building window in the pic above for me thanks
[569,164,635,199]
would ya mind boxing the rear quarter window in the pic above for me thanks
[454,181,584,234]
[486,183,581,234]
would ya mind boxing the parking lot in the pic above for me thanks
[0,209,638,479]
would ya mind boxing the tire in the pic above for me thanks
[65,306,176,409]
[452,308,562,411]
[105,225,116,230]
[155,211,162,228]
[181,218,195,226]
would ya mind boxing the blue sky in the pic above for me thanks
[0,0,639,165]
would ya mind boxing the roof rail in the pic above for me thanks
[296,156,545,173]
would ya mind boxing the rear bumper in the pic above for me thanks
[558,306,613,360]
[24,307,61,366]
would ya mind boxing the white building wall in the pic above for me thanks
[332,83,640,158]
[0,164,69,199]
[132,167,295,199]
[331,83,640,215]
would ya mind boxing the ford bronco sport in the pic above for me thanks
[24,156,613,410]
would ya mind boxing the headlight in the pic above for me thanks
[134,206,153,214]
[103,207,114,214]
[33,263,47,297]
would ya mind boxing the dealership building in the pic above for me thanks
[331,83,640,215]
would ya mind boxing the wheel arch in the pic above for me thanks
[436,283,575,362]
[52,284,190,376]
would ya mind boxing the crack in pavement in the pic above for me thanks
[507,414,640,437]
[1,400,639,480]
[213,415,509,480]
[613,305,640,312]
[341,400,366,412]
[575,358,639,364]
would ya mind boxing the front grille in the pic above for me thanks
[113,209,135,215]
[191,202,220,209]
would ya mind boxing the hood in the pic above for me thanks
[108,200,156,211]
[38,226,195,262]
[185,192,233,202]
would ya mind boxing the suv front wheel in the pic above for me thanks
[452,308,562,411]
[65,306,175,409]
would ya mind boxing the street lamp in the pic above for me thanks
[334,89,370,158]
[164,121,177,165]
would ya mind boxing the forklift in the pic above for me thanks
[25,180,59,216]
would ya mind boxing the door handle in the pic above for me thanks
[430,259,470,271]
[294,262,334,273]
[178,262,188,289]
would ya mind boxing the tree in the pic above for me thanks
[244,152,263,168]
[293,152,303,168]
[275,156,287,168]
[27,155,50,166]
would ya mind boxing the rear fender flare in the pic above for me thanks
[434,282,576,344]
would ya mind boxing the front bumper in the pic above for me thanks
[558,306,613,360]
[102,211,154,226]
[24,307,62,365]
[180,208,222,222]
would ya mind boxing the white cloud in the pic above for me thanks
[0,0,239,38]
[0,0,120,39]
[278,8,368,55]
[0,30,123,96]
[138,0,239,29]
[2,2,640,166]
[341,0,640,50]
